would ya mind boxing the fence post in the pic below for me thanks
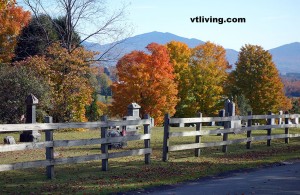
[222,113,229,153]
[285,111,289,144]
[144,114,151,164]
[45,116,54,179]
[222,99,235,152]
[162,113,170,162]
[195,112,202,157]
[267,111,273,146]
[101,115,108,171]
[246,111,252,149]
[20,94,41,142]
[278,111,283,125]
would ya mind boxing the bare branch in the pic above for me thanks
[22,0,130,61]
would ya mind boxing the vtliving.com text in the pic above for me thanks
[190,16,246,24]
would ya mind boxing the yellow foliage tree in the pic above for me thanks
[166,41,192,117]
[189,42,230,115]
[233,44,292,114]
[16,43,95,122]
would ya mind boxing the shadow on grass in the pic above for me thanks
[0,159,256,194]
[1,146,300,195]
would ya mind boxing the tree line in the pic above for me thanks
[0,0,123,124]
[110,41,292,125]
[0,0,296,125]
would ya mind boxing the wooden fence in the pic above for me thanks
[0,115,152,179]
[162,112,300,161]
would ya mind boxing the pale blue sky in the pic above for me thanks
[110,0,300,50]
[18,0,300,50]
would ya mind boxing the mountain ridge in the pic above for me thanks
[84,32,300,73]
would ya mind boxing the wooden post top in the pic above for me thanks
[25,94,39,105]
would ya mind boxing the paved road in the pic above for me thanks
[126,160,300,195]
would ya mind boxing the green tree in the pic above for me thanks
[23,0,128,59]
[189,42,230,116]
[0,64,50,123]
[85,91,104,121]
[290,98,300,114]
[235,94,252,116]
[233,44,291,114]
[14,15,81,61]
[98,73,112,97]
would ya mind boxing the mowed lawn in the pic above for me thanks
[0,126,300,194]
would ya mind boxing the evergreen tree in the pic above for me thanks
[14,15,81,61]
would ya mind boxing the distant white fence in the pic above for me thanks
[162,112,300,161]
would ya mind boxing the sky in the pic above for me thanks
[17,0,300,51]
[108,0,300,50]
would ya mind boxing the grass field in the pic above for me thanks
[0,126,300,194]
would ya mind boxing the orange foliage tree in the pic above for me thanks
[0,0,30,63]
[189,42,230,116]
[166,41,192,117]
[233,44,292,114]
[15,43,95,122]
[111,43,178,125]
[283,79,300,97]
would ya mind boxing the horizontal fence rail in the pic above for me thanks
[0,119,151,132]
[162,112,300,161]
[169,114,300,124]
[0,115,152,179]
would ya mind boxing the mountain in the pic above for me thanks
[225,49,238,68]
[84,31,238,67]
[84,32,300,73]
[269,42,300,74]
[120,31,205,49]
[84,31,204,53]
[83,31,206,64]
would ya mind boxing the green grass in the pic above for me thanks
[0,127,300,194]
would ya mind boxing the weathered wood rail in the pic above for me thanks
[0,115,152,179]
[162,112,300,161]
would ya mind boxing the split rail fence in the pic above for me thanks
[0,115,152,179]
[163,112,300,161]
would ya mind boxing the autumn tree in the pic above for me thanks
[15,43,95,122]
[189,42,230,116]
[111,43,178,125]
[283,79,300,97]
[233,44,291,114]
[0,0,30,63]
[166,41,192,117]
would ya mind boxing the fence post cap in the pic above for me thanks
[25,94,39,105]
[127,102,141,109]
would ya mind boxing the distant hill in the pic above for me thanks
[83,31,206,64]
[269,42,300,74]
[84,31,300,73]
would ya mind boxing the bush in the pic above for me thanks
[0,64,50,123]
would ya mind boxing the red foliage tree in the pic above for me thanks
[111,43,178,125]
[0,0,30,62]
